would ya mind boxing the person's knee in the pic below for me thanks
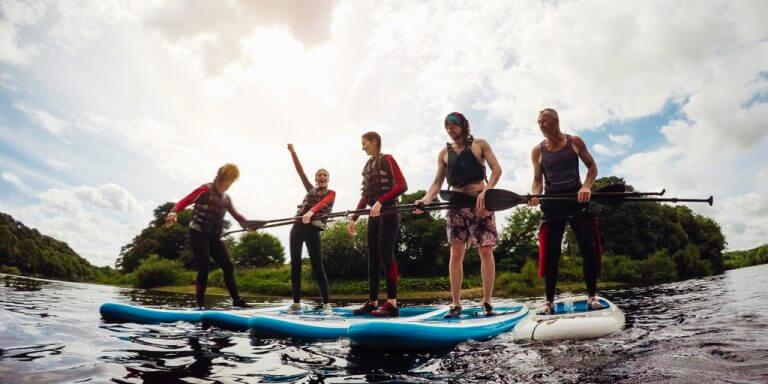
[478,246,494,260]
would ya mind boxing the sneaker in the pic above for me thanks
[444,305,463,319]
[194,302,206,311]
[352,302,377,315]
[540,301,555,315]
[232,298,252,308]
[483,302,496,316]
[321,303,333,316]
[371,302,399,317]
[287,302,302,313]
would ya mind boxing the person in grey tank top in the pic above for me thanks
[529,108,604,313]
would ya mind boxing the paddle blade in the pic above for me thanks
[484,189,528,211]
[439,190,477,205]
[595,183,627,193]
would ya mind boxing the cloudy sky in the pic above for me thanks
[1,0,766,266]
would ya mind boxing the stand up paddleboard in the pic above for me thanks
[513,295,624,341]
[349,303,528,350]
[99,302,448,339]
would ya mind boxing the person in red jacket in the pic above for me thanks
[348,131,407,317]
[165,163,252,309]
[286,144,335,315]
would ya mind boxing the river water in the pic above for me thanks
[1,264,767,383]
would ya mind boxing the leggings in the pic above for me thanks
[539,212,598,303]
[289,223,329,304]
[190,229,241,305]
[367,212,401,301]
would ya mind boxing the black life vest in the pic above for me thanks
[296,187,335,229]
[446,136,486,188]
[190,183,229,235]
[361,154,395,205]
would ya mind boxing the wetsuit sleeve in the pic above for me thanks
[227,198,248,226]
[350,195,367,221]
[172,184,209,212]
[290,150,313,191]
[376,155,407,204]
[309,190,336,214]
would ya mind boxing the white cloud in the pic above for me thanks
[2,0,767,262]
[0,0,46,64]
[2,171,28,191]
[13,101,69,136]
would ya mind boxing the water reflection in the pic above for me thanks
[1,266,768,383]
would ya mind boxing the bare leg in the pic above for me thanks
[449,242,466,307]
[478,245,495,304]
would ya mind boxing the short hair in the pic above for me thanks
[539,108,559,120]
[214,163,240,184]
[362,131,381,150]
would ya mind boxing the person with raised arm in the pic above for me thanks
[286,144,335,315]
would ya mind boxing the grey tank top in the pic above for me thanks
[540,135,581,193]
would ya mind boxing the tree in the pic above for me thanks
[496,207,541,272]
[320,220,369,279]
[231,232,285,268]
[395,191,450,276]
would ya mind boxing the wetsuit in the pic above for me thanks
[537,135,602,302]
[172,184,247,306]
[352,154,407,301]
[289,151,335,304]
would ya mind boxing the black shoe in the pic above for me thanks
[371,302,399,317]
[232,298,252,308]
[483,302,496,316]
[352,302,377,315]
[444,305,463,319]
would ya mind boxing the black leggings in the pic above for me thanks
[190,229,241,305]
[289,223,329,304]
[540,212,598,302]
[367,213,401,301]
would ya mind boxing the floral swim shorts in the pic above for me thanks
[446,207,499,248]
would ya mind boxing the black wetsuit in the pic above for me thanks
[538,135,600,302]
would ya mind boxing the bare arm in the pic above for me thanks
[572,136,598,190]
[420,148,448,202]
[478,139,502,190]
[288,144,313,191]
[531,146,543,195]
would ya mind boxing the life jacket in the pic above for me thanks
[361,154,394,205]
[446,135,486,188]
[190,183,228,235]
[296,187,335,229]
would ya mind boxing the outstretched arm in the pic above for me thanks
[288,144,313,191]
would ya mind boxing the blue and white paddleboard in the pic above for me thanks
[512,295,625,341]
[348,303,529,350]
[99,302,448,339]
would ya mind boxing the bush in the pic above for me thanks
[637,251,677,284]
[602,254,640,283]
[133,255,181,288]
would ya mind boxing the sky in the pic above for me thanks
[0,0,766,267]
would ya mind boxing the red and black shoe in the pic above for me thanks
[444,305,463,319]
[352,302,377,315]
[371,302,400,317]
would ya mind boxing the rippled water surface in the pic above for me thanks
[2,265,768,383]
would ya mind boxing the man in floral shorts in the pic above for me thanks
[415,112,503,318]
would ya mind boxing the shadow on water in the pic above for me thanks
[2,266,768,383]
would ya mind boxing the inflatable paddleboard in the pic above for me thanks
[348,303,528,350]
[99,302,448,339]
[513,295,624,341]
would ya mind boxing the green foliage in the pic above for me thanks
[637,251,678,284]
[133,255,181,288]
[724,244,768,269]
[231,231,285,268]
[320,220,369,279]
[396,191,450,276]
[673,244,713,279]
[0,212,94,281]
[496,207,541,272]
